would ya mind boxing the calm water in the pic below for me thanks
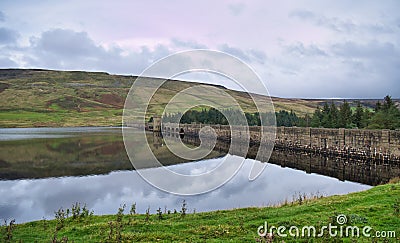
[0,127,375,223]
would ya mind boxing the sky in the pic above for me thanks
[0,0,399,98]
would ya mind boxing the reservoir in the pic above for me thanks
[0,127,389,223]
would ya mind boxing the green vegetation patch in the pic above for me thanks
[47,96,111,111]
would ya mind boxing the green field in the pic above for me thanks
[2,181,399,242]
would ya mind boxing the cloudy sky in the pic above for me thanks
[0,0,399,98]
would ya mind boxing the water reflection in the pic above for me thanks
[0,156,370,223]
[0,127,131,179]
[0,128,226,179]
[0,127,396,223]
[1,128,396,185]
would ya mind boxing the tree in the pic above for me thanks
[321,103,331,127]
[311,107,322,127]
[338,100,352,128]
[382,95,394,111]
[352,101,364,128]
[369,95,400,130]
[368,108,400,130]
[375,101,381,112]
[320,102,339,128]
[329,102,339,128]
[362,109,371,128]
[299,113,311,127]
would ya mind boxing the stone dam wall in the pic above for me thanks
[158,122,400,163]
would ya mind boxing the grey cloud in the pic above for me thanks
[289,9,392,34]
[0,27,19,44]
[286,42,327,57]
[289,9,315,20]
[20,28,174,74]
[331,40,399,97]
[267,38,400,98]
[248,49,267,64]
[218,44,267,64]
[32,29,105,58]
[219,44,249,61]
[0,11,5,21]
[93,45,171,74]
[290,9,355,32]
[280,70,297,76]
[228,3,245,16]
[171,38,208,49]
[331,41,396,59]
[367,23,393,34]
[3,28,219,75]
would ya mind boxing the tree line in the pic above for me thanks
[310,95,400,129]
[162,108,307,127]
[161,95,400,130]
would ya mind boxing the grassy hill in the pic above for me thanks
[2,181,399,242]
[0,69,396,127]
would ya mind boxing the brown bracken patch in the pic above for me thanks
[95,93,124,108]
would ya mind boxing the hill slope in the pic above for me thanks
[0,69,396,127]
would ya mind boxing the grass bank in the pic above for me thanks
[2,182,399,242]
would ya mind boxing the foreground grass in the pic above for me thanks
[2,183,399,242]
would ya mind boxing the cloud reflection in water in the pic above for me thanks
[0,155,371,223]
